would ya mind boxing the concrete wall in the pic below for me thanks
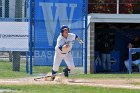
[87,15,95,74]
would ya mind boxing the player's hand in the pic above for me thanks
[63,44,70,49]
[79,40,84,44]
[76,38,84,44]
[66,45,70,48]
[62,44,70,53]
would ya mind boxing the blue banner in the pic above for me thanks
[34,0,85,66]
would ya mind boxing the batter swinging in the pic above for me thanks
[52,25,84,78]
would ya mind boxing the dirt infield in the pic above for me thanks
[0,76,140,89]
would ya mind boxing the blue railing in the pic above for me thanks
[129,48,140,74]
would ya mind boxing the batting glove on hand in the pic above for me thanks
[79,40,84,44]
[76,38,84,44]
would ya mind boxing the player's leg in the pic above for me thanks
[101,53,107,71]
[62,66,70,77]
[34,53,63,81]
[106,54,111,71]
[52,53,63,75]
[63,53,75,77]
[124,60,130,72]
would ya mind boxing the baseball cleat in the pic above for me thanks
[63,67,70,77]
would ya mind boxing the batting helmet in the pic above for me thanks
[60,25,69,33]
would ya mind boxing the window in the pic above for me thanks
[15,0,22,21]
[5,0,9,18]
[0,0,2,17]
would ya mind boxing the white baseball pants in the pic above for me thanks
[52,51,75,71]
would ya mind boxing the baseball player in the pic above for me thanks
[51,25,83,79]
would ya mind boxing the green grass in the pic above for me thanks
[131,82,140,86]
[0,61,28,78]
[0,84,139,93]
[0,61,140,92]
[0,61,62,79]
[70,73,140,79]
[1,61,140,79]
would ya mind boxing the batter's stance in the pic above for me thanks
[52,25,84,78]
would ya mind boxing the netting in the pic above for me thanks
[33,0,88,74]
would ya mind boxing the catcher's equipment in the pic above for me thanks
[76,38,84,44]
[60,25,69,33]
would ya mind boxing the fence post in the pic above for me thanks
[12,51,20,71]
[84,0,88,74]
[26,51,29,74]
[9,51,12,62]
[29,0,33,74]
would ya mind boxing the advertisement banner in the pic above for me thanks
[0,22,29,51]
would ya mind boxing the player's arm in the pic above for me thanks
[69,33,84,44]
[75,35,84,44]
[58,45,63,51]
[55,37,64,51]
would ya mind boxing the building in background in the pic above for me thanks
[0,0,26,21]
[88,0,140,14]
[1,0,140,73]
[88,0,140,73]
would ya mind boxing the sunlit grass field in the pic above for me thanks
[0,84,139,93]
[0,61,140,93]
[0,61,140,79]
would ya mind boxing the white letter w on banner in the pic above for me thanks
[39,2,77,46]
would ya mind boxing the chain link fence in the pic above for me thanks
[33,0,88,75]
[0,0,31,76]
[0,0,88,77]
